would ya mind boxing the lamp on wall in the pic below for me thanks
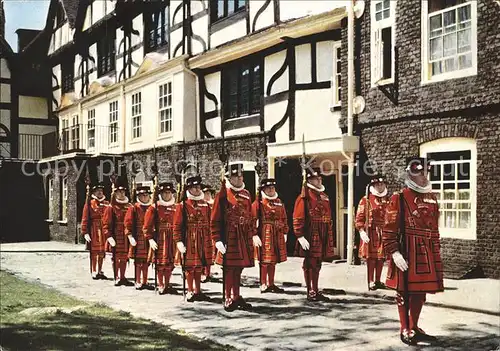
[353,0,365,18]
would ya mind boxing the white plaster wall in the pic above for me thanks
[88,44,98,84]
[0,83,10,103]
[316,40,334,82]
[132,15,143,47]
[264,100,287,133]
[265,50,288,95]
[204,72,221,113]
[206,117,221,137]
[295,44,311,84]
[18,96,48,119]
[53,89,61,111]
[182,72,197,141]
[279,1,347,22]
[210,20,247,48]
[0,59,10,79]
[170,28,184,58]
[131,49,143,77]
[0,109,10,130]
[171,1,184,26]
[250,0,274,32]
[295,89,342,140]
[192,16,209,55]
[191,0,207,15]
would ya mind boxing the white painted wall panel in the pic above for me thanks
[53,89,61,110]
[0,59,10,79]
[206,117,221,138]
[191,0,207,15]
[171,1,184,26]
[295,89,342,140]
[316,41,334,82]
[132,15,143,47]
[170,28,184,58]
[0,84,10,103]
[264,100,287,132]
[210,20,247,48]
[0,110,11,130]
[183,73,197,141]
[204,72,220,113]
[279,1,347,22]
[52,64,61,88]
[18,96,48,119]
[295,44,311,84]
[192,16,209,56]
[250,0,274,32]
[265,50,288,95]
[131,49,143,77]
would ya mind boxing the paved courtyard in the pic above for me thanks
[1,242,499,351]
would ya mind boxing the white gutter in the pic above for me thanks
[346,0,355,265]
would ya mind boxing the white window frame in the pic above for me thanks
[371,0,396,87]
[47,177,54,221]
[87,109,95,150]
[158,81,173,136]
[109,101,119,146]
[61,176,68,222]
[131,92,142,140]
[71,114,80,150]
[420,137,477,240]
[421,0,477,84]
[331,41,342,107]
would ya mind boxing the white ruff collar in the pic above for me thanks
[187,191,204,201]
[261,191,278,200]
[92,195,106,202]
[137,199,152,206]
[226,180,245,192]
[405,178,432,194]
[369,186,388,197]
[116,196,129,204]
[307,183,325,193]
[158,194,175,207]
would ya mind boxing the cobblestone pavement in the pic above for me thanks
[1,242,499,351]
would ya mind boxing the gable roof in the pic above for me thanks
[60,0,81,28]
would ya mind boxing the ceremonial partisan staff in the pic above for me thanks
[151,146,159,293]
[109,172,118,282]
[364,183,370,291]
[130,162,139,285]
[175,166,187,301]
[300,134,311,297]
[254,155,263,288]
[84,167,93,275]
[218,131,229,306]
[399,192,410,335]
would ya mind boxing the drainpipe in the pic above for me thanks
[346,0,355,264]
[120,85,126,153]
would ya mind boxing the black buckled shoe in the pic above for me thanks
[121,279,135,287]
[270,285,285,293]
[196,292,212,302]
[316,292,331,302]
[413,328,437,343]
[165,287,179,295]
[186,292,196,302]
[97,272,108,280]
[400,329,416,345]
[307,291,318,302]
[236,297,252,311]
[142,284,155,291]
[375,281,386,290]
[224,299,238,312]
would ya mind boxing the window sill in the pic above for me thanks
[97,70,116,79]
[421,68,477,86]
[330,105,342,112]
[129,139,143,145]
[225,113,260,122]
[109,143,119,148]
[210,9,247,34]
[45,219,54,223]
[157,133,173,141]
[439,228,476,240]
[57,220,68,225]
[372,78,394,88]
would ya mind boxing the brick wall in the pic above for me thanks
[340,1,500,278]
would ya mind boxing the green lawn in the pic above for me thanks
[0,271,234,350]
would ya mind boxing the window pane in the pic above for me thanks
[430,14,442,34]
[383,0,389,9]
[443,33,457,57]
[375,2,382,12]
[430,37,443,60]
[218,0,224,18]
[444,211,456,228]
[458,4,471,22]
[457,162,470,181]
[228,0,235,14]
[240,65,250,116]
[458,53,472,69]
[251,64,261,114]
[457,28,471,53]
[375,12,382,21]
[443,10,456,28]
[383,9,390,19]
[458,212,470,228]
[444,57,457,72]
[228,68,238,118]
[443,163,455,181]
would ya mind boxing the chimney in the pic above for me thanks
[15,29,42,52]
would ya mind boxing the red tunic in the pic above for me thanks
[252,197,288,264]
[211,185,255,268]
[293,187,335,261]
[383,188,444,293]
[355,194,390,259]
[124,203,150,262]
[173,199,213,268]
[143,202,176,267]
[81,198,110,255]
[102,202,132,260]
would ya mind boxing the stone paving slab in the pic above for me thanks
[1,242,499,351]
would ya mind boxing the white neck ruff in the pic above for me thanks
[226,179,245,192]
[307,183,325,193]
[261,191,278,200]
[116,196,129,204]
[92,194,106,202]
[405,177,432,194]
[158,194,175,207]
[187,191,204,201]
[369,186,388,197]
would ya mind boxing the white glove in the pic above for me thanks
[392,251,408,272]
[252,235,262,247]
[149,239,158,251]
[298,236,310,250]
[360,230,370,243]
[128,235,137,247]
[284,234,288,243]
[107,237,116,247]
[84,234,91,242]
[177,241,186,254]
[215,241,226,255]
